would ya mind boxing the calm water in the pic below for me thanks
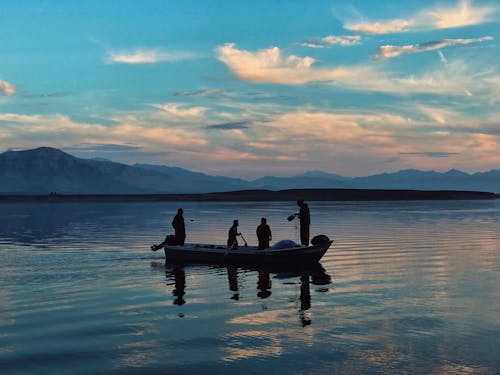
[0,200,499,374]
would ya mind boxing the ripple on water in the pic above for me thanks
[1,200,499,374]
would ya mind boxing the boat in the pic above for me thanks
[161,235,333,265]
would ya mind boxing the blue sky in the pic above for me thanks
[0,0,499,177]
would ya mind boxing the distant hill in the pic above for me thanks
[0,147,140,194]
[133,163,250,192]
[0,147,498,194]
[351,169,498,192]
[0,147,248,194]
[250,169,500,193]
[251,171,352,190]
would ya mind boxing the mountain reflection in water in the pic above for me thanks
[162,262,331,327]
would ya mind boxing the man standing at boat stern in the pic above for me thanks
[296,199,310,246]
[256,217,272,250]
[172,208,186,246]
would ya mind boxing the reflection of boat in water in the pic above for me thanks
[163,236,333,266]
[162,262,331,326]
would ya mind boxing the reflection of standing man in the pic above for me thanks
[172,208,186,246]
[299,274,311,326]
[296,199,310,246]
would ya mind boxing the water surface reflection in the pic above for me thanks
[162,262,331,328]
[1,200,499,374]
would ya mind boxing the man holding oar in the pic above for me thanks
[227,219,244,250]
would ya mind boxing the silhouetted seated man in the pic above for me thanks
[256,217,272,250]
[151,208,186,251]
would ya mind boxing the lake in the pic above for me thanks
[1,200,499,374]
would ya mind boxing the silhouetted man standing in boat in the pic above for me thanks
[256,217,272,250]
[172,208,186,246]
[227,220,240,250]
[296,199,310,246]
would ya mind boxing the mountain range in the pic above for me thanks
[0,147,499,194]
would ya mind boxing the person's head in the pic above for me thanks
[233,219,239,227]
[178,208,183,215]
[261,217,267,224]
[297,199,304,207]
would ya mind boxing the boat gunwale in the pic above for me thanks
[163,241,332,255]
[162,236,333,265]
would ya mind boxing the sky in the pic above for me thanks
[0,0,499,178]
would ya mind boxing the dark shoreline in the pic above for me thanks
[0,189,498,202]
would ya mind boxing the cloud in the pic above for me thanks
[174,89,220,97]
[257,111,412,149]
[216,43,377,85]
[0,80,16,96]
[1,103,500,176]
[21,91,72,99]
[345,0,497,34]
[376,36,493,60]
[298,35,361,48]
[0,110,271,174]
[106,48,197,64]
[399,152,459,158]
[64,143,142,152]
[422,0,495,29]
[437,50,448,64]
[346,19,413,34]
[0,110,207,147]
[216,43,498,96]
[150,103,207,119]
[263,109,500,173]
[206,121,252,130]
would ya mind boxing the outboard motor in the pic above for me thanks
[311,234,330,245]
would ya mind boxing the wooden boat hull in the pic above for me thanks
[164,240,332,265]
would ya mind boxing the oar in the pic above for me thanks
[240,233,248,247]
[225,232,247,257]
[224,241,236,257]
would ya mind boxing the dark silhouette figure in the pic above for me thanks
[257,270,272,299]
[171,267,186,306]
[256,217,272,250]
[227,220,240,250]
[227,266,240,300]
[299,274,312,326]
[151,208,186,251]
[172,208,186,246]
[296,199,310,246]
